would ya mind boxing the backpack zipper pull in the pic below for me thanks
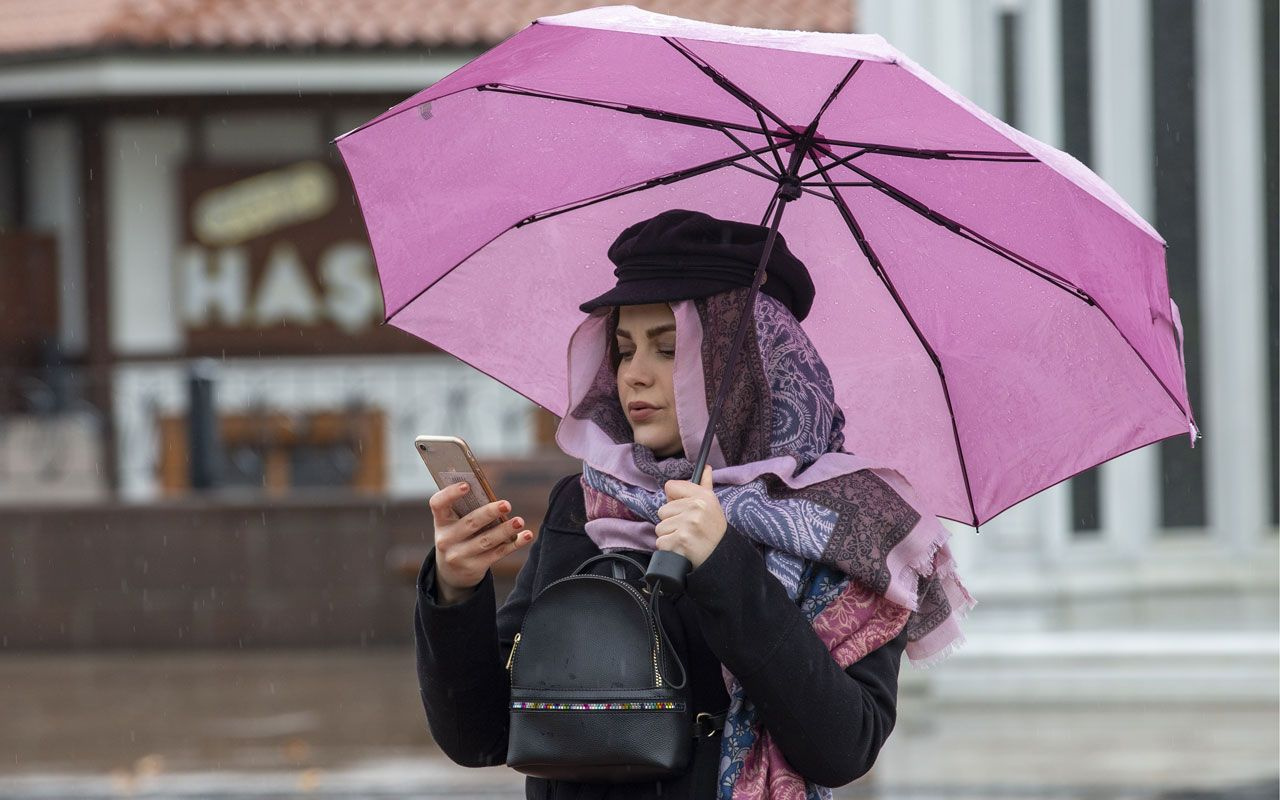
[506,633,521,673]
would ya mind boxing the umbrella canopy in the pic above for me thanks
[332,5,1198,529]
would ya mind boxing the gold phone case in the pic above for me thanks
[415,435,507,524]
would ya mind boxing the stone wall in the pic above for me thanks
[0,454,576,649]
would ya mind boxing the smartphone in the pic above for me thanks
[415,435,508,527]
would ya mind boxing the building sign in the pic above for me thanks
[178,160,430,355]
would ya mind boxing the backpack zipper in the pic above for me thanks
[507,574,663,687]
[505,633,521,672]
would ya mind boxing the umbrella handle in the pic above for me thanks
[644,550,692,593]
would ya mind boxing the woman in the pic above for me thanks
[415,209,976,799]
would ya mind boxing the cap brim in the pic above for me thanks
[577,277,739,314]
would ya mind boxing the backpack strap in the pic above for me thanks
[571,552,689,691]
[693,710,728,737]
[572,552,646,578]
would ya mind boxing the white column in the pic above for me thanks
[860,0,1074,564]
[1090,0,1158,559]
[1004,0,1071,564]
[105,117,189,355]
[857,0,929,55]
[26,116,87,356]
[860,0,987,107]
[1195,0,1269,554]
[1017,0,1063,147]
[932,0,983,103]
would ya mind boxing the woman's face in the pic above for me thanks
[614,303,684,459]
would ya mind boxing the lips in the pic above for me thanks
[627,402,662,421]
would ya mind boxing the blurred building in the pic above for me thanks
[0,0,852,501]
[0,0,1275,705]
[0,2,850,644]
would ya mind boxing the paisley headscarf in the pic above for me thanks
[554,287,977,800]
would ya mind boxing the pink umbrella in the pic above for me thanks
[331,5,1199,529]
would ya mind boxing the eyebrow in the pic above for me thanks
[615,323,676,339]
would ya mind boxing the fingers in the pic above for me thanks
[429,480,472,527]
[459,498,510,535]
[453,514,526,558]
[654,529,687,556]
[454,520,537,566]
[431,482,510,549]
[656,496,704,519]
[663,470,714,500]
[490,528,537,563]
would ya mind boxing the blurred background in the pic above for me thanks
[0,0,1275,798]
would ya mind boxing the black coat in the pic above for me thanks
[414,472,909,799]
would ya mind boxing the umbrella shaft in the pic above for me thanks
[691,188,794,478]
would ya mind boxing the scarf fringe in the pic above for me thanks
[907,631,969,670]
[904,580,979,670]
[896,518,952,610]
[894,517,979,670]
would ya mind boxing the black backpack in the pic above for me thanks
[504,552,697,782]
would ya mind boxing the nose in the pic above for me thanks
[620,353,654,388]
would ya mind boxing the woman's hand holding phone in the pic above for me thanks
[429,481,536,605]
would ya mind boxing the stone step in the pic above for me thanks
[900,631,1280,703]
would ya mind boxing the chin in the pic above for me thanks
[637,434,681,458]
[653,442,684,459]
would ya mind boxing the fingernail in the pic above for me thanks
[459,483,469,493]
[523,532,533,540]
[500,502,511,512]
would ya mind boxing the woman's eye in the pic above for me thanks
[616,348,674,360]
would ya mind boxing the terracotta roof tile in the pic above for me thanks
[0,0,855,58]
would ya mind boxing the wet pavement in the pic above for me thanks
[0,649,1275,799]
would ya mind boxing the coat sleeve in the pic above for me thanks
[412,474,575,767]
[683,525,910,787]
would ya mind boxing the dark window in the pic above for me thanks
[290,443,359,488]
[999,10,1022,128]
[1060,0,1101,535]
[221,443,267,489]
[1151,0,1208,530]
[1263,0,1279,528]
[1061,0,1093,167]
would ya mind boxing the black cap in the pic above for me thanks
[578,209,815,321]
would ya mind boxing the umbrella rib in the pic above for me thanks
[808,149,981,528]
[476,83,778,139]
[802,180,874,188]
[808,145,1192,429]
[798,186,837,202]
[728,162,780,182]
[812,150,1195,446]
[661,37,792,131]
[800,143,1036,178]
[514,143,782,228]
[755,108,788,174]
[385,144,782,320]
[808,149,1095,303]
[758,192,781,227]
[797,148,866,181]
[810,60,864,132]
[717,128,781,178]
